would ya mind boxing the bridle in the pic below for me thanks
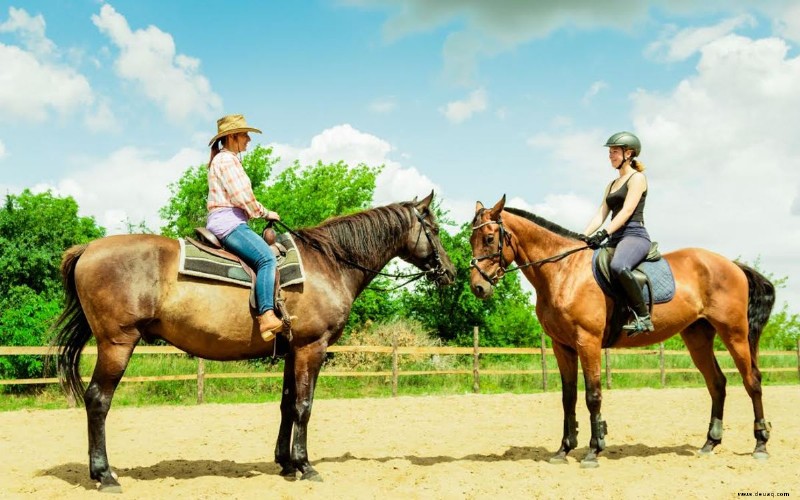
[470,215,512,285]
[409,206,449,283]
[470,210,590,286]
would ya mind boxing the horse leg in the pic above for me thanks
[548,341,579,464]
[577,341,606,469]
[711,320,770,459]
[289,342,326,481]
[86,341,136,492]
[274,351,298,477]
[680,321,727,455]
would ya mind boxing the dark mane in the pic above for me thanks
[297,202,414,270]
[504,207,583,240]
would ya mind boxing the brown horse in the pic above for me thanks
[469,195,775,468]
[51,192,455,491]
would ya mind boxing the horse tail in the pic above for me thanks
[50,244,92,404]
[735,262,776,361]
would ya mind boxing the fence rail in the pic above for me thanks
[2,332,798,404]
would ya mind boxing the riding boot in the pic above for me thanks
[617,268,655,335]
[257,310,283,342]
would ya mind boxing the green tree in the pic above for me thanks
[399,220,541,346]
[0,190,104,385]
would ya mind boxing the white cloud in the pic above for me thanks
[92,4,222,122]
[37,146,205,234]
[0,7,95,123]
[582,80,608,104]
[772,3,800,43]
[645,14,757,62]
[529,32,800,312]
[267,124,440,206]
[0,138,6,159]
[84,99,119,133]
[369,97,397,113]
[440,88,487,123]
[0,7,56,57]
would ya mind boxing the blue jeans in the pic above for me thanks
[221,224,276,315]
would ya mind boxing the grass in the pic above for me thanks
[1,347,797,411]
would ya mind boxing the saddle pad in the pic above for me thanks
[178,232,306,287]
[591,249,676,304]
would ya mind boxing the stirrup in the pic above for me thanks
[623,312,654,336]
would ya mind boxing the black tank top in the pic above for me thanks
[605,174,646,223]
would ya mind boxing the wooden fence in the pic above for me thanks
[1,328,798,404]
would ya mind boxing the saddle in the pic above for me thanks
[192,226,294,340]
[592,243,676,347]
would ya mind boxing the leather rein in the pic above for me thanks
[470,213,590,285]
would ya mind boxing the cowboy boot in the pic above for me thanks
[617,268,655,336]
[257,309,283,341]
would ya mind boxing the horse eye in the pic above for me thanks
[486,234,494,244]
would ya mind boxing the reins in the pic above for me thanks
[470,214,590,284]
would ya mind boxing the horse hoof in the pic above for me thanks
[301,470,323,482]
[752,451,769,461]
[97,482,122,494]
[580,458,599,469]
[548,455,569,465]
[279,466,297,479]
[697,448,714,457]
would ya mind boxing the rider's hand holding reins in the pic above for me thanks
[584,229,608,249]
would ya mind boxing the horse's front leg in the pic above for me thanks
[289,341,327,481]
[577,338,606,468]
[274,351,297,477]
[549,341,579,464]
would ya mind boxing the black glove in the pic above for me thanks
[585,229,609,249]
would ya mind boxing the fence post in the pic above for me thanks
[197,358,205,404]
[392,333,399,397]
[604,348,611,389]
[540,329,547,392]
[472,326,480,393]
[659,342,666,387]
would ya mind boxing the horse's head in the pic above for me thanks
[399,191,456,287]
[469,195,515,299]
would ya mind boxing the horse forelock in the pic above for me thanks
[503,207,583,240]
[297,203,415,269]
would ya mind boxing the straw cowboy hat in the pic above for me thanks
[208,114,262,146]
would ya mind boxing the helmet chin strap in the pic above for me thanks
[614,152,631,169]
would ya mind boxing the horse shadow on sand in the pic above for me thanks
[40,442,698,489]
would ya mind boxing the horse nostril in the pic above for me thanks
[475,284,484,296]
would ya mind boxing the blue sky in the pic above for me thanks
[2,0,800,312]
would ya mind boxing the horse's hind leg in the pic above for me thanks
[549,341,579,464]
[710,318,770,459]
[86,340,136,492]
[681,320,726,455]
[274,351,297,477]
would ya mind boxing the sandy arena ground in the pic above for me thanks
[1,385,798,499]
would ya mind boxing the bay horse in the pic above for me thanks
[51,192,455,491]
[469,195,775,468]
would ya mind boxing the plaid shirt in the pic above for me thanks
[207,149,268,219]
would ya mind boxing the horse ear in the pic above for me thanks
[489,194,506,219]
[475,201,484,212]
[416,190,434,211]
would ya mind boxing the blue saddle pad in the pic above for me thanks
[591,249,676,304]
